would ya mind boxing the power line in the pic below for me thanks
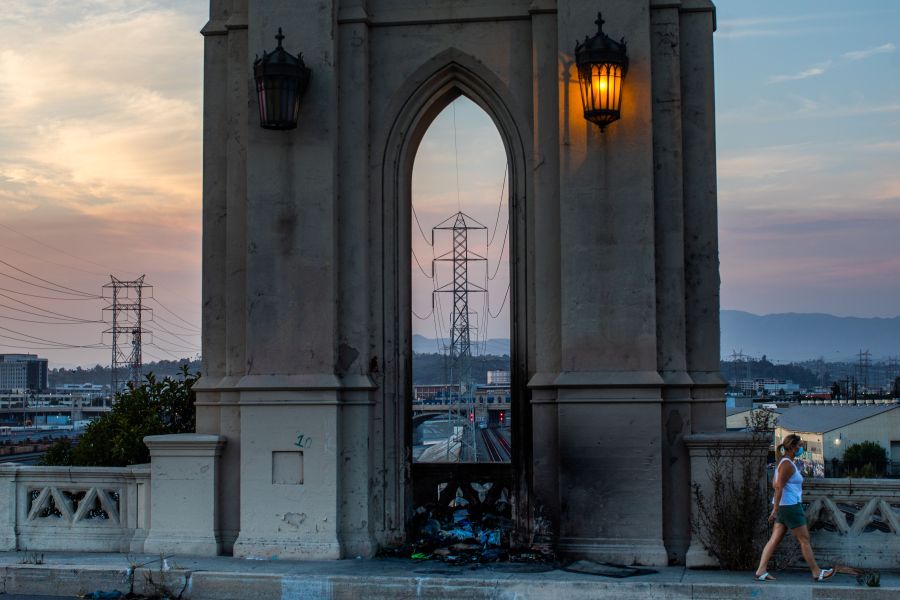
[488,165,507,246]
[0,259,97,297]
[0,221,136,276]
[0,222,198,332]
[412,204,434,247]
[412,307,434,321]
[148,316,202,346]
[0,285,101,301]
[148,297,200,331]
[0,324,105,348]
[147,330,201,352]
[0,313,100,325]
[0,268,100,298]
[411,246,433,279]
[147,342,198,359]
[452,100,462,212]
[0,241,110,277]
[489,283,511,319]
[0,301,99,323]
[487,221,509,280]
[0,293,100,322]
[150,311,201,335]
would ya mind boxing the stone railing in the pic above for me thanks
[804,478,900,569]
[0,463,150,553]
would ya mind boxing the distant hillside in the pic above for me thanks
[721,310,900,362]
[49,359,201,387]
[413,334,510,356]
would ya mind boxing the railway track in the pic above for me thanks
[479,427,511,462]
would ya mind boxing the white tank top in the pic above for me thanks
[774,457,803,505]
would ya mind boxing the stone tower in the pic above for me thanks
[197,0,724,564]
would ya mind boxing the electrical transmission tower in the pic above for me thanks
[433,212,487,461]
[857,349,871,394]
[103,276,152,400]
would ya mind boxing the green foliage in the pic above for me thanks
[48,359,201,387]
[38,437,74,467]
[40,367,198,467]
[721,358,819,389]
[412,353,510,385]
[842,441,888,477]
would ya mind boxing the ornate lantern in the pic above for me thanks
[575,13,628,131]
[253,28,311,130]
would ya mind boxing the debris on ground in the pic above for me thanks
[561,560,658,579]
[379,486,555,565]
[833,562,881,587]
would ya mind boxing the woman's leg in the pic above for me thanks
[792,525,825,578]
[755,523,786,577]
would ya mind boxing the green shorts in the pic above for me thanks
[775,503,807,530]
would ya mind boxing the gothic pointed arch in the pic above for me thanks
[376,46,533,541]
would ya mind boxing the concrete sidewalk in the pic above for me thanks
[0,552,896,599]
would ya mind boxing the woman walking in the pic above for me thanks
[754,434,834,582]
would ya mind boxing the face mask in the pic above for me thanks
[795,446,804,457]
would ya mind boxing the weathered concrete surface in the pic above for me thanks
[201,0,727,562]
[0,554,896,600]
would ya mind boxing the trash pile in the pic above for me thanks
[383,487,554,565]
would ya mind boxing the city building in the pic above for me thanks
[486,370,511,385]
[0,354,48,392]
[473,384,511,405]
[775,404,900,475]
[734,378,800,396]
[726,407,780,431]
[412,384,460,403]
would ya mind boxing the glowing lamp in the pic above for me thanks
[253,28,311,130]
[575,13,628,131]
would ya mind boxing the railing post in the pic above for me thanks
[143,434,226,556]
[684,432,770,567]
[0,464,17,550]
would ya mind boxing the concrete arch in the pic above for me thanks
[377,47,533,535]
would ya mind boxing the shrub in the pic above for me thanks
[40,367,198,467]
[691,409,773,570]
[842,441,887,477]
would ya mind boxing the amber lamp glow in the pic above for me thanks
[254,28,311,130]
[575,13,628,131]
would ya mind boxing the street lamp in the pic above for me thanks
[575,12,629,131]
[253,28,311,130]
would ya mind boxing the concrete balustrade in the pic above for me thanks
[804,478,900,568]
[0,463,149,552]
[143,434,226,556]
[685,433,900,569]
[0,439,896,571]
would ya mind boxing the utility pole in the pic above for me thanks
[433,212,487,462]
[103,276,151,401]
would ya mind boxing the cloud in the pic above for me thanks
[843,42,896,61]
[718,98,900,124]
[0,1,205,366]
[768,61,831,84]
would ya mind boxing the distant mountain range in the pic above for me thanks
[416,311,900,363]
[721,310,900,362]
[413,334,510,356]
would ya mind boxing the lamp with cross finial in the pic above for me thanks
[575,12,629,131]
[253,28,312,130]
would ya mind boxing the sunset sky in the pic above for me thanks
[0,1,898,367]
